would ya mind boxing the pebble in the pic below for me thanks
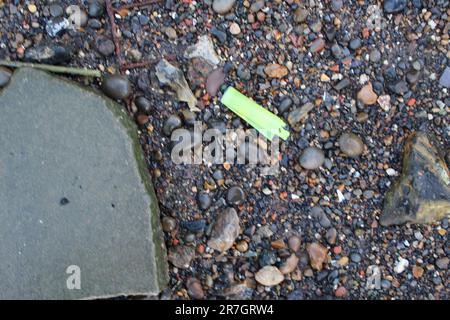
[226,186,245,205]
[210,27,227,44]
[96,37,115,56]
[229,22,241,35]
[250,0,265,13]
[0,67,12,88]
[350,253,362,263]
[101,74,132,100]
[135,96,151,114]
[280,254,299,275]
[438,66,450,88]
[394,257,409,274]
[310,38,326,53]
[435,257,449,270]
[307,243,328,271]
[412,266,424,279]
[325,228,337,245]
[299,147,325,170]
[207,207,240,252]
[339,133,365,157]
[168,245,195,269]
[357,83,378,105]
[206,68,226,96]
[288,235,301,252]
[88,1,104,18]
[255,266,284,286]
[383,0,408,13]
[162,216,177,232]
[377,95,391,111]
[369,49,381,63]
[163,115,182,136]
[187,277,204,299]
[278,97,293,113]
[25,43,71,64]
[197,191,212,210]
[28,4,37,13]
[49,4,64,18]
[264,64,289,78]
[181,220,206,233]
[334,78,351,91]
[335,286,347,298]
[236,240,248,252]
[164,27,177,40]
[212,0,236,15]
[294,7,308,23]
[287,102,314,127]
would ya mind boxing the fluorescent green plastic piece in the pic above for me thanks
[221,87,290,141]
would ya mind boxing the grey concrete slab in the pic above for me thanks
[0,68,168,299]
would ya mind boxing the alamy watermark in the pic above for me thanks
[171,122,282,176]
[66,265,81,290]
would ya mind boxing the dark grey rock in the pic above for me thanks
[101,74,132,100]
[0,68,168,299]
[24,43,72,65]
[227,186,245,205]
[380,132,450,226]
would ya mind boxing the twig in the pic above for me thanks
[0,60,102,77]
[115,0,162,11]
[105,0,124,72]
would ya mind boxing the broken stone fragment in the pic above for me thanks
[24,42,72,65]
[155,59,199,112]
[207,207,240,252]
[380,132,450,226]
[184,35,221,67]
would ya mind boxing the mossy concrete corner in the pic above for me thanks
[0,68,168,299]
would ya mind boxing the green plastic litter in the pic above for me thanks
[221,87,290,141]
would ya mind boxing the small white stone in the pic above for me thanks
[386,168,397,176]
[394,258,409,274]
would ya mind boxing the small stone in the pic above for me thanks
[212,0,236,15]
[210,27,227,44]
[24,43,71,64]
[229,22,241,35]
[350,253,362,263]
[389,80,408,95]
[310,38,326,53]
[278,96,293,113]
[339,133,365,157]
[156,59,198,112]
[412,266,424,279]
[49,4,64,17]
[325,228,337,245]
[299,147,325,170]
[101,74,132,100]
[280,254,299,275]
[163,115,182,136]
[207,207,240,252]
[334,78,351,91]
[294,7,308,23]
[438,66,450,88]
[436,257,449,270]
[307,242,328,271]
[255,266,284,286]
[162,216,177,232]
[288,235,301,252]
[187,277,204,299]
[380,132,450,226]
[168,245,195,269]
[88,1,104,18]
[206,68,226,96]
[250,0,265,13]
[369,48,381,63]
[197,191,212,210]
[287,102,314,128]
[46,17,70,37]
[28,4,37,13]
[264,64,289,78]
[236,240,248,252]
[357,83,378,105]
[181,220,206,233]
[226,186,245,205]
[394,257,409,274]
[377,95,391,111]
[320,74,330,82]
[335,286,347,298]
[164,27,177,39]
[96,37,115,56]
[0,67,12,88]
[135,96,151,114]
[184,35,220,67]
[383,0,407,14]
